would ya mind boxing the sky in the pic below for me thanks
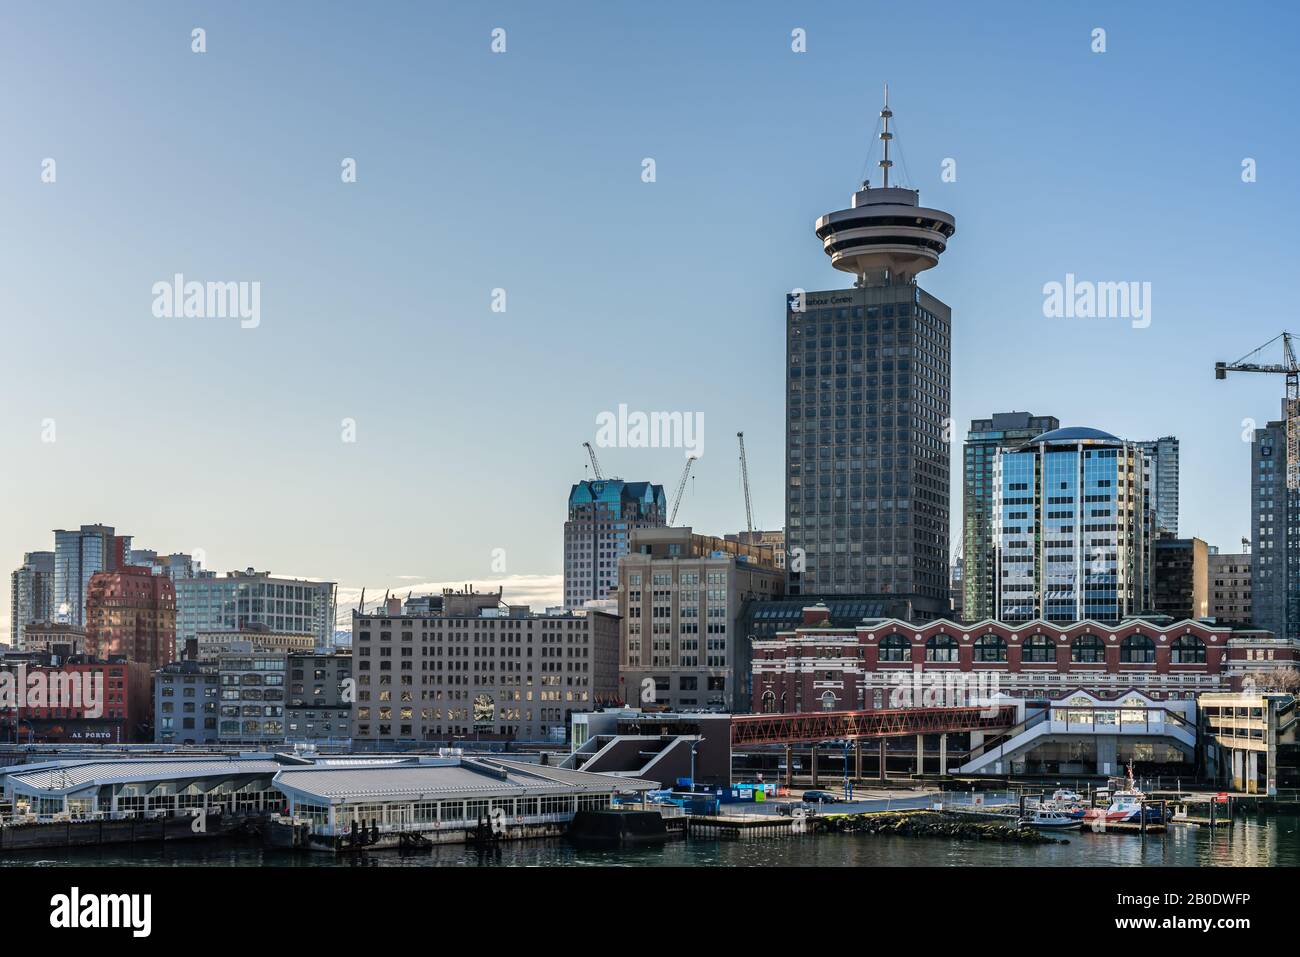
[2,1,1298,637]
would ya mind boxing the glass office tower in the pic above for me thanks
[962,412,1059,621]
[53,524,131,627]
[994,427,1150,622]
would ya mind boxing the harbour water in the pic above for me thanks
[5,814,1297,867]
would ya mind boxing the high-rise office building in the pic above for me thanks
[785,93,956,617]
[962,412,1059,621]
[53,524,131,627]
[1140,436,1180,535]
[174,568,338,648]
[1251,412,1295,639]
[9,551,56,649]
[563,479,666,608]
[993,427,1151,622]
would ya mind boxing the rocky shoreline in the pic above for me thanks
[815,809,1069,844]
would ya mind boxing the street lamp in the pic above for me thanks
[843,739,852,800]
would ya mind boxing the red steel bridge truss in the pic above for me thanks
[730,706,1019,747]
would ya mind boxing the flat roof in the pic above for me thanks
[273,758,656,805]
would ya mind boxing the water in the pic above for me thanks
[4,815,1297,867]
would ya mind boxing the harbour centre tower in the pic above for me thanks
[785,91,956,618]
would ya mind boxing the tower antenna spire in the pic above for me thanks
[878,83,893,188]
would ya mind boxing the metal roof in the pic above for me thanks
[6,758,282,794]
[273,758,656,805]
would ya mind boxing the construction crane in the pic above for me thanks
[582,441,604,481]
[1216,332,1300,489]
[737,432,754,541]
[668,456,697,525]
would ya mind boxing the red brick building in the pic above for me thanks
[751,604,1297,713]
[0,655,152,743]
[84,566,177,669]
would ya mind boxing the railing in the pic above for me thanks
[731,706,1018,747]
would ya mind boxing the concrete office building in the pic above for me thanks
[154,660,220,745]
[216,652,288,745]
[175,569,337,648]
[725,530,787,570]
[20,622,86,657]
[195,624,315,662]
[1210,551,1252,625]
[351,588,621,746]
[9,551,55,650]
[1150,536,1210,621]
[1139,436,1180,535]
[786,93,955,617]
[53,524,131,627]
[1251,412,1296,640]
[962,412,1060,621]
[994,427,1151,623]
[563,479,666,609]
[1199,691,1300,794]
[286,650,353,744]
[617,527,784,713]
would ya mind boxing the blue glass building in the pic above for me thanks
[994,427,1152,622]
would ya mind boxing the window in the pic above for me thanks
[1021,635,1056,663]
[1170,635,1206,664]
[1120,634,1155,664]
[878,634,911,662]
[1071,635,1106,663]
[973,634,1007,662]
[925,635,959,662]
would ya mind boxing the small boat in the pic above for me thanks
[1019,806,1082,830]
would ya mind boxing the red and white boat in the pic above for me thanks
[1082,766,1163,825]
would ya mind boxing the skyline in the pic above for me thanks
[4,1,1300,638]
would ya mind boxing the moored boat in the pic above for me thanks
[1018,806,1082,830]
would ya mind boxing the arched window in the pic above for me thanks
[1171,635,1207,664]
[1071,635,1106,663]
[1021,634,1056,663]
[878,634,911,662]
[1120,634,1155,663]
[926,634,959,662]
[761,691,776,714]
[820,691,838,711]
[973,634,1007,662]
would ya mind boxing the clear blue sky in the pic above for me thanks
[2,1,1297,634]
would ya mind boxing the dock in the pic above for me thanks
[687,814,800,839]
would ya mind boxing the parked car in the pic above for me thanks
[801,790,838,804]
[776,801,815,817]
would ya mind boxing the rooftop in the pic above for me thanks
[1030,426,1121,444]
